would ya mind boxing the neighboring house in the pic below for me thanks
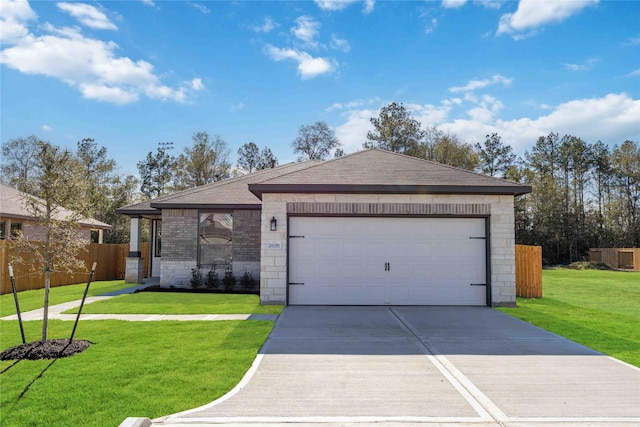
[118,149,531,306]
[0,183,112,243]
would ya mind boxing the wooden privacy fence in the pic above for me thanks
[589,248,640,271]
[0,241,149,294]
[515,244,542,298]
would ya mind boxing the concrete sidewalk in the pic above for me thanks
[0,282,278,322]
[152,306,640,427]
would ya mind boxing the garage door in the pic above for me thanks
[288,217,487,305]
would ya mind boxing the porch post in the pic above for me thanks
[125,216,144,283]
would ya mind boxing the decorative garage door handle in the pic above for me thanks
[384,262,391,271]
[470,283,487,286]
[289,282,305,286]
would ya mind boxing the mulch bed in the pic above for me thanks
[136,285,258,295]
[0,339,91,361]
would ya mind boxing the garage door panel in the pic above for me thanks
[289,217,487,306]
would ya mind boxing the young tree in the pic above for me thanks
[174,132,230,189]
[137,142,177,198]
[9,140,91,342]
[364,102,425,157]
[292,121,342,161]
[237,142,260,173]
[257,147,278,170]
[1,135,41,192]
[474,133,516,177]
[334,147,346,158]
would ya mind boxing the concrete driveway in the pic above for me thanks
[157,306,640,426]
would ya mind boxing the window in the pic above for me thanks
[198,212,232,267]
[10,223,22,238]
[153,220,162,257]
[0,221,5,239]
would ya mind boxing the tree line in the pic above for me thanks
[2,101,638,263]
[361,102,640,264]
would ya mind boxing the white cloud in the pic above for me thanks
[42,124,53,132]
[253,16,277,33]
[315,0,374,13]
[0,16,203,105]
[476,0,504,10]
[190,2,210,14]
[498,0,598,37]
[335,108,376,152]
[231,102,245,112]
[563,57,600,72]
[332,93,639,156]
[623,36,640,47]
[265,45,335,79]
[444,93,639,152]
[425,18,438,34]
[190,78,205,91]
[291,16,320,45]
[449,74,512,93]
[57,2,117,30]
[330,34,350,52]
[362,0,375,13]
[442,0,467,9]
[628,69,640,77]
[0,0,37,43]
[141,0,155,6]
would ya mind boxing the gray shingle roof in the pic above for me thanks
[249,149,531,197]
[0,183,112,229]
[118,149,531,215]
[117,161,319,215]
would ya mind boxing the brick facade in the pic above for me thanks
[159,208,261,286]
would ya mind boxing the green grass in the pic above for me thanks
[0,319,273,427]
[498,269,640,367]
[63,292,284,315]
[0,281,135,317]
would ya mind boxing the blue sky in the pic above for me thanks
[1,0,639,176]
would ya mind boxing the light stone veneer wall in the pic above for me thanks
[260,193,516,306]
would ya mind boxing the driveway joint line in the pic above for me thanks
[388,308,507,425]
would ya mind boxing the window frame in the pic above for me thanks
[10,222,22,238]
[197,211,233,269]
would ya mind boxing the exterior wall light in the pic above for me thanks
[270,216,277,231]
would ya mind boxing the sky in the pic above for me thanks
[1,0,639,177]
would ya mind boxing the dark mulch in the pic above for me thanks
[0,339,91,361]
[136,285,258,295]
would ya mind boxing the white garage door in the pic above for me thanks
[288,217,487,306]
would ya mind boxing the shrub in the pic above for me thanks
[223,270,236,292]
[240,271,257,291]
[206,269,220,290]
[190,268,203,289]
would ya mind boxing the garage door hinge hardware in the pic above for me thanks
[470,283,487,286]
[469,236,486,239]
[289,235,305,238]
[289,282,305,286]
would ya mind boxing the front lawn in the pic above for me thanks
[498,269,640,367]
[0,280,134,317]
[0,319,273,427]
[63,292,284,315]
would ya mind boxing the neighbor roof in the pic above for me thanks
[249,149,531,198]
[117,161,319,215]
[0,183,112,229]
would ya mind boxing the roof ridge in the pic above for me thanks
[250,149,366,184]
[371,148,521,186]
[152,161,303,204]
